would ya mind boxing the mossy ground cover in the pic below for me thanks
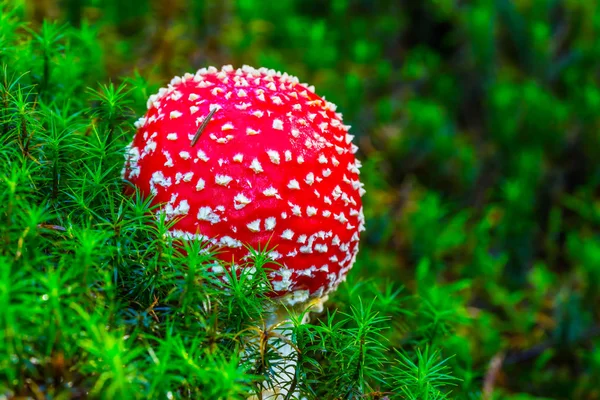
[1,1,600,399]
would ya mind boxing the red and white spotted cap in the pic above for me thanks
[123,65,365,305]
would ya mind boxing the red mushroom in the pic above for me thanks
[123,65,365,308]
[123,65,366,398]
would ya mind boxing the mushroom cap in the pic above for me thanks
[123,65,365,305]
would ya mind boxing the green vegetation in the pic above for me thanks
[1,0,600,398]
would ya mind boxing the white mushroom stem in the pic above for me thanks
[247,295,328,400]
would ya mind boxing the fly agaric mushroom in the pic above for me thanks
[123,64,365,303]
[122,65,365,397]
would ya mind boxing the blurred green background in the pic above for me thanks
[7,0,600,398]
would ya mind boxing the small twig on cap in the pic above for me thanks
[191,107,217,146]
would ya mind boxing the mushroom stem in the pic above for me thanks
[248,296,328,400]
